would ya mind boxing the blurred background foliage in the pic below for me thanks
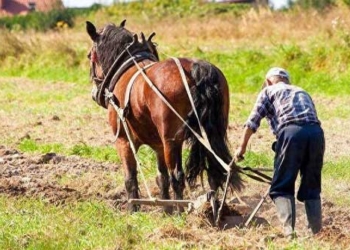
[1,0,350,32]
[1,0,350,94]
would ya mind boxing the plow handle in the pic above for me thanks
[244,188,270,227]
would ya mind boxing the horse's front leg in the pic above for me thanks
[115,137,140,212]
[155,149,172,214]
[109,107,140,212]
[164,140,185,213]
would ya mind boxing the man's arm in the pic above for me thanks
[235,126,254,161]
[235,89,267,161]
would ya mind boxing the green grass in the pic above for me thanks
[0,53,88,85]
[323,157,350,180]
[199,46,350,96]
[0,77,90,113]
[0,193,342,249]
[239,151,274,169]
[2,45,350,96]
[321,158,350,206]
[18,139,64,154]
[18,139,121,163]
[1,25,350,96]
[69,143,121,163]
[0,196,187,250]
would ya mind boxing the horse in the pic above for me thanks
[86,20,243,213]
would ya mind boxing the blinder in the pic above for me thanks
[90,59,104,102]
[89,44,106,103]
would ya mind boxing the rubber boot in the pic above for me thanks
[274,196,296,239]
[305,199,322,234]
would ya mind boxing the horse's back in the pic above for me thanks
[114,57,229,144]
[144,57,229,104]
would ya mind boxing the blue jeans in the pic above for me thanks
[269,123,325,202]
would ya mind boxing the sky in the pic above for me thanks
[62,0,289,9]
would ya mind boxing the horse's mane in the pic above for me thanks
[96,23,159,71]
[97,23,134,70]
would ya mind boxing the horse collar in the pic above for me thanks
[92,52,157,109]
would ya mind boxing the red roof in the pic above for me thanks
[0,0,63,16]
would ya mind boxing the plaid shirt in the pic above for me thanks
[245,82,320,135]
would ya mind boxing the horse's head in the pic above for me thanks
[86,20,133,80]
[86,20,159,107]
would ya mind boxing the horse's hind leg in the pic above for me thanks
[163,141,185,213]
[155,149,172,214]
[116,138,140,212]
[207,173,220,193]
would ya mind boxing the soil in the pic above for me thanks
[1,146,349,249]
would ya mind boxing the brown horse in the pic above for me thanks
[86,20,243,212]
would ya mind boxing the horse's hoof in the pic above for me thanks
[163,206,173,215]
[177,205,185,214]
[128,204,140,213]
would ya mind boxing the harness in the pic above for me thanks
[113,62,156,139]
[91,34,158,109]
[91,34,273,193]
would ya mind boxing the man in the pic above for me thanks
[235,67,325,239]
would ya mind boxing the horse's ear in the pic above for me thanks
[86,21,99,42]
[148,32,156,42]
[140,32,146,43]
[120,19,126,27]
[132,33,139,43]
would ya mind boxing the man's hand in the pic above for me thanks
[234,146,246,162]
[235,126,254,162]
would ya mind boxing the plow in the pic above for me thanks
[127,163,272,227]
[127,186,270,227]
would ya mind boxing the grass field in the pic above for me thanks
[1,3,350,249]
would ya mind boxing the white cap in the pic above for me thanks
[265,67,290,81]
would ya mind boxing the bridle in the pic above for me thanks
[88,44,105,88]
[88,34,159,109]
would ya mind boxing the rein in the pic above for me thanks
[239,166,272,184]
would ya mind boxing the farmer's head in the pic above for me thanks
[263,67,290,87]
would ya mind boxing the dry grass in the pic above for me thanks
[0,6,339,61]
[112,7,350,51]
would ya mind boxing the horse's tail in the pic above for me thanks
[183,60,243,191]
